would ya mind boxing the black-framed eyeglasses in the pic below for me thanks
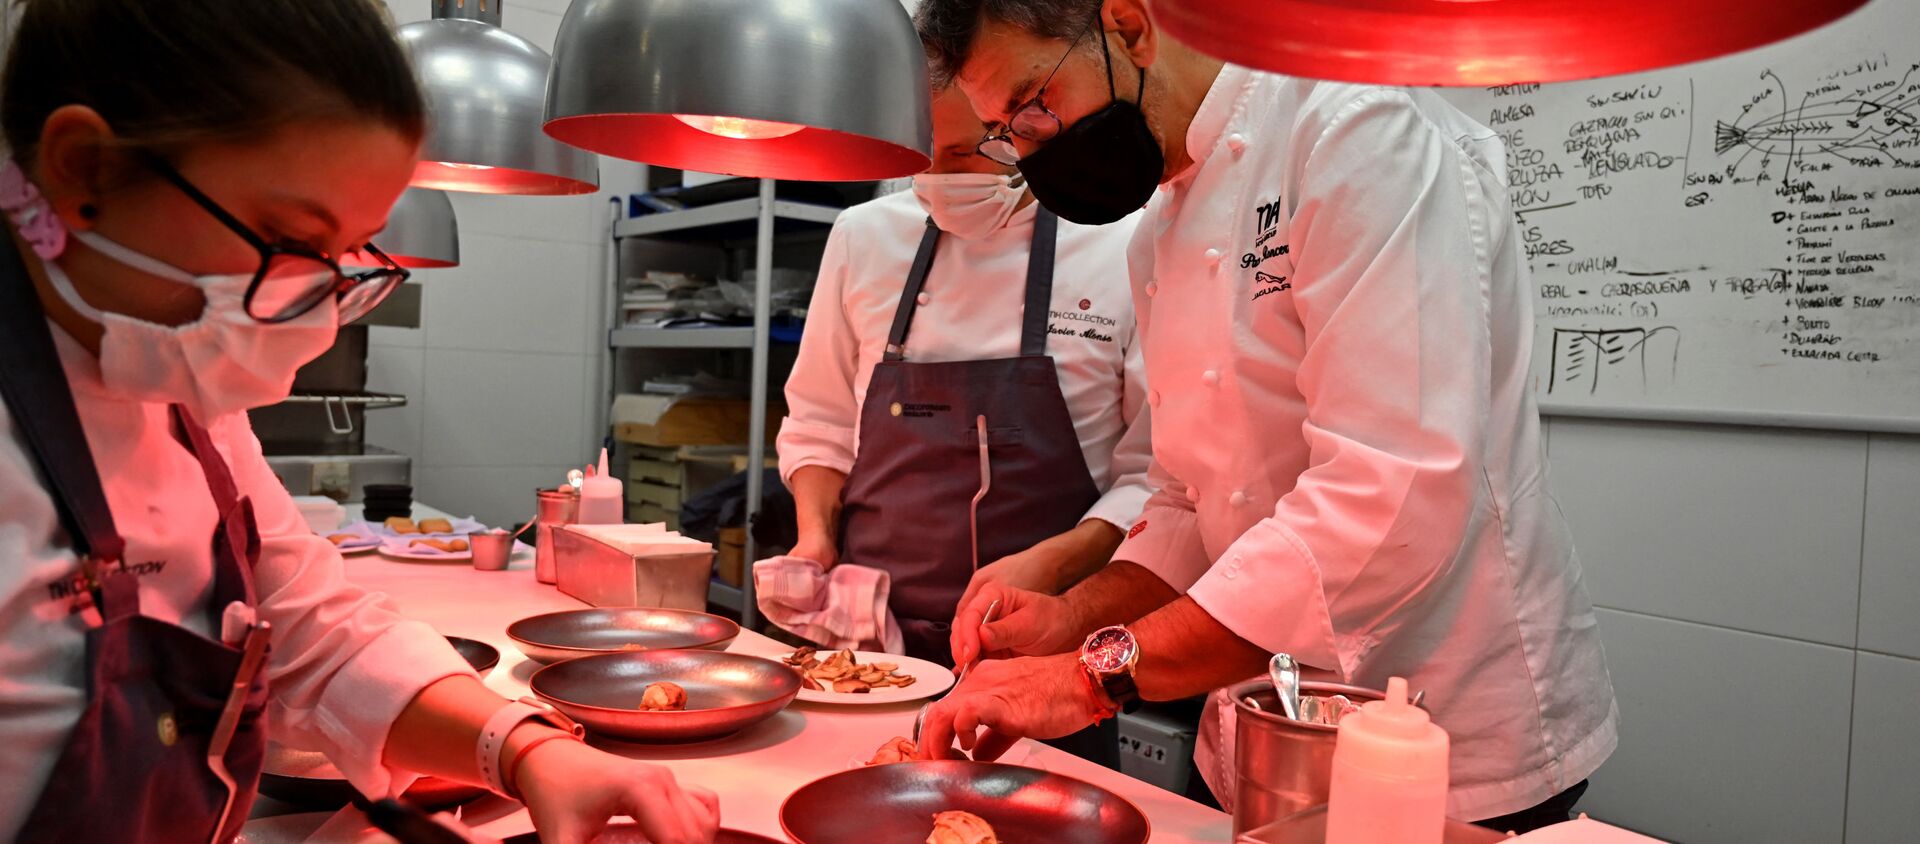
[139,152,410,325]
[976,13,1104,166]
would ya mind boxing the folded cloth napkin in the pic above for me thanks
[753,555,905,654]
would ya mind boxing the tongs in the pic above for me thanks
[913,416,996,748]
[207,620,271,844]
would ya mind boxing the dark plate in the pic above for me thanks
[502,824,785,843]
[507,608,740,664]
[447,636,501,674]
[781,761,1149,844]
[256,744,486,811]
[529,650,799,742]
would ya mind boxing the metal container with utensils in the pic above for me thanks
[529,650,798,742]
[1230,678,1387,839]
[506,607,739,664]
[781,761,1150,844]
[534,488,578,584]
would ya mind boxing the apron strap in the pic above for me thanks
[1019,208,1059,357]
[169,405,260,617]
[884,208,1061,362]
[883,218,943,362]
[0,233,127,571]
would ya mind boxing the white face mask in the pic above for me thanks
[45,229,339,421]
[911,173,1027,240]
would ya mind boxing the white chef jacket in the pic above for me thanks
[1114,66,1618,819]
[779,190,1153,532]
[0,326,474,838]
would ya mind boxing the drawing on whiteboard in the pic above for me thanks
[1548,327,1682,395]
[1714,63,1920,180]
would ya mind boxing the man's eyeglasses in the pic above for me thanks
[140,152,409,325]
[976,14,1104,166]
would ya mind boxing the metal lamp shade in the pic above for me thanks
[400,15,599,195]
[1148,0,1870,86]
[543,0,932,181]
[346,188,459,269]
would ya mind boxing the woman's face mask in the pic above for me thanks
[912,173,1029,239]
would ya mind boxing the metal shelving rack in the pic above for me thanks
[602,179,842,628]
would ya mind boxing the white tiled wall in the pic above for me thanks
[1547,417,1920,843]
[366,0,638,526]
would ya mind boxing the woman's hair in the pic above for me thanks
[2,0,425,162]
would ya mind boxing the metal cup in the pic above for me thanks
[534,488,579,584]
[469,530,513,572]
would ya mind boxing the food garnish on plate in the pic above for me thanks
[409,538,469,553]
[927,810,997,844]
[638,681,687,712]
[780,647,915,693]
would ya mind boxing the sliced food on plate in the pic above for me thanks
[408,538,469,553]
[782,647,916,693]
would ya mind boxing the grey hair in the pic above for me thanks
[914,0,1103,87]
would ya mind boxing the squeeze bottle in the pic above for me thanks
[1325,677,1450,844]
[576,448,625,525]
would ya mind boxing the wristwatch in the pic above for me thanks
[1079,625,1143,716]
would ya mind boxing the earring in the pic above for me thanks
[79,203,98,220]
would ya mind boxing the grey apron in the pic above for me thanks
[836,209,1102,666]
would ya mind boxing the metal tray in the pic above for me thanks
[781,761,1150,844]
[529,650,799,742]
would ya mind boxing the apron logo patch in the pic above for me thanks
[1128,521,1148,539]
[1252,271,1292,302]
[894,402,950,418]
[1078,298,1092,310]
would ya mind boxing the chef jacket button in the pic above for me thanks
[1224,554,1242,578]
[916,292,931,306]
[1204,247,1224,265]
[1149,389,1162,408]
[1201,369,1220,387]
[1226,133,1248,155]
[1145,282,1159,297]
[1229,491,1248,507]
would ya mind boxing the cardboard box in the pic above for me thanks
[716,527,747,586]
[612,394,782,447]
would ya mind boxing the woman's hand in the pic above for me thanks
[513,736,720,844]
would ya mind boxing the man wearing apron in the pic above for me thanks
[773,90,1149,765]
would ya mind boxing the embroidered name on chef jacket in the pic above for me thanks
[43,559,170,616]
[1048,297,1119,344]
[1243,195,1293,302]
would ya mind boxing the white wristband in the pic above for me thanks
[476,698,583,797]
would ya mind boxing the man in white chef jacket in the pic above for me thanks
[772,86,1152,674]
[910,0,1618,831]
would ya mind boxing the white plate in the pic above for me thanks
[377,539,472,562]
[790,650,954,705]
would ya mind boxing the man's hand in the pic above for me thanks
[916,653,1107,762]
[956,545,1064,613]
[514,735,720,844]
[949,583,1088,668]
[788,531,838,569]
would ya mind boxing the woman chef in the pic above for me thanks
[773,85,1151,669]
[0,2,716,842]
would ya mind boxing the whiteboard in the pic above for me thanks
[1439,0,1920,433]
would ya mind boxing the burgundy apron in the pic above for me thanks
[0,233,272,844]
[836,209,1102,665]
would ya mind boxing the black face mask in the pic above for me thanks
[1017,32,1164,226]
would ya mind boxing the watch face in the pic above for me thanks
[1084,627,1135,673]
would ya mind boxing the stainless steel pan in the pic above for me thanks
[502,825,784,843]
[507,608,739,664]
[781,760,1150,844]
[529,650,798,742]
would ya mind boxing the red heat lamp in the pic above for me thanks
[541,0,932,181]
[1147,0,1872,86]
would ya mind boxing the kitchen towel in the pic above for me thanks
[753,555,905,654]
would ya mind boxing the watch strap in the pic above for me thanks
[477,698,584,796]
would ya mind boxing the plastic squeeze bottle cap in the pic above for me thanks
[1325,677,1450,844]
[577,448,625,525]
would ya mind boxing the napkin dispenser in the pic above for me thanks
[554,523,715,610]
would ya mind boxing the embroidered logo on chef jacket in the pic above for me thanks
[1049,303,1119,344]
[1242,194,1294,301]
[42,559,169,616]
[1252,271,1292,301]
[1128,520,1147,539]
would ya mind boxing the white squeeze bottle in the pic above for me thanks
[576,448,625,525]
[1325,677,1450,844]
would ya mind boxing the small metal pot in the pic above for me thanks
[534,489,579,585]
[1229,678,1385,839]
